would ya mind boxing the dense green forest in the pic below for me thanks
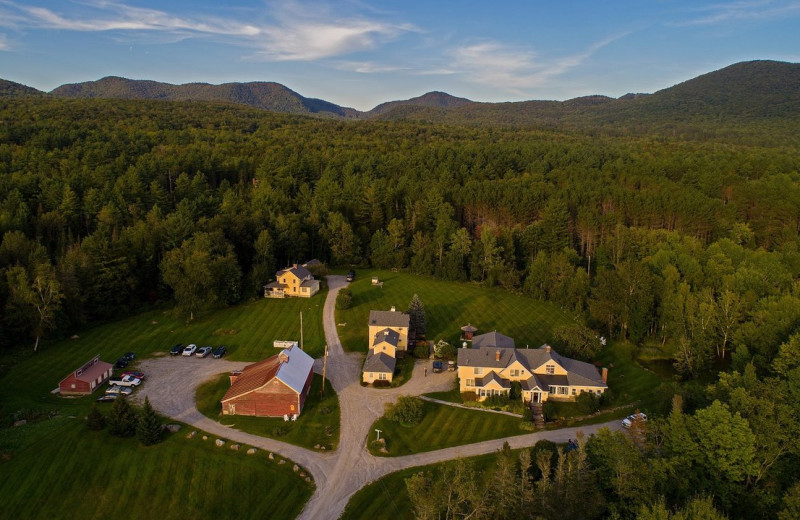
[1,94,800,518]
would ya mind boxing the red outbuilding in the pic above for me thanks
[221,344,315,418]
[59,355,114,396]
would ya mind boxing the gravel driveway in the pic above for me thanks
[135,275,621,520]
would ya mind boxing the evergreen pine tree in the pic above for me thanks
[86,403,105,431]
[137,396,162,446]
[107,395,138,437]
[407,294,426,339]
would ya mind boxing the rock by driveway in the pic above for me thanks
[135,275,621,520]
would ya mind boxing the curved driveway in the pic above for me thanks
[136,275,620,520]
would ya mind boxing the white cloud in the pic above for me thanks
[0,1,416,61]
[0,33,9,50]
[446,37,619,94]
[335,60,408,74]
[678,0,800,26]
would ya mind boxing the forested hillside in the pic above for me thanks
[1,93,800,518]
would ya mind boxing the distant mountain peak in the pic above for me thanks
[367,91,472,117]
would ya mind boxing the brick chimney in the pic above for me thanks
[495,350,501,361]
[545,345,551,353]
[602,367,608,383]
[229,370,242,385]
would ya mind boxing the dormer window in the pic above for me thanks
[546,364,555,375]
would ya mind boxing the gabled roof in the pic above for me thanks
[372,328,400,348]
[458,342,606,388]
[61,356,113,384]
[363,351,396,374]
[478,371,511,389]
[369,310,410,329]
[277,265,313,280]
[472,331,515,349]
[222,344,314,402]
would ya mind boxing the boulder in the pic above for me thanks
[186,431,197,439]
[246,448,257,455]
[293,464,299,472]
[215,439,225,447]
[164,424,181,433]
[268,452,274,460]
[230,444,240,451]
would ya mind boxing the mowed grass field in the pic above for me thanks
[336,270,575,353]
[368,400,526,457]
[0,417,313,520]
[197,373,341,450]
[0,294,326,520]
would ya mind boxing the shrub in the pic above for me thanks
[460,391,478,402]
[385,395,424,424]
[86,404,105,431]
[483,394,510,409]
[335,288,352,310]
[542,402,558,421]
[414,344,429,359]
[433,339,456,359]
[575,392,601,415]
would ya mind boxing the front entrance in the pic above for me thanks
[532,391,542,403]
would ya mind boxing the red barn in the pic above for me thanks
[221,344,315,418]
[59,355,113,396]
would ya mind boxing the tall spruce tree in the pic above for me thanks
[86,403,105,431]
[107,396,138,437]
[407,294,426,339]
[137,396,162,446]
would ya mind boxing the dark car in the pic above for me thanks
[115,357,129,368]
[432,361,443,373]
[97,394,117,402]
[122,352,135,362]
[169,343,184,356]
[346,270,356,282]
[213,345,227,359]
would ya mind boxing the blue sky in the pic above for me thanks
[1,0,799,110]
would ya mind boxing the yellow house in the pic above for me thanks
[264,264,320,298]
[457,334,607,403]
[367,307,410,351]
[362,308,410,384]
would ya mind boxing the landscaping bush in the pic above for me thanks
[460,391,478,402]
[542,402,558,421]
[433,339,456,359]
[575,392,601,415]
[336,288,352,310]
[509,381,521,401]
[385,395,424,424]
[373,380,391,388]
[86,404,105,431]
[413,344,429,359]
[483,394,510,409]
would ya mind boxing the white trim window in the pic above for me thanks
[379,373,387,381]
[545,364,555,375]
[466,379,475,387]
[474,367,484,375]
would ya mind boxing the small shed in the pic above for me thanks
[460,324,478,341]
[59,355,113,396]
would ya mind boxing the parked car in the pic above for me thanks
[212,345,227,358]
[121,371,144,380]
[432,361,443,373]
[170,343,184,356]
[196,346,212,358]
[115,357,129,368]
[182,344,197,356]
[447,360,456,372]
[108,375,141,387]
[97,394,118,402]
[105,385,133,396]
[122,352,135,362]
[346,270,356,282]
[622,412,648,428]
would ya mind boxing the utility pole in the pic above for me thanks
[321,343,328,398]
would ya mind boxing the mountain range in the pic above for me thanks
[2,60,799,127]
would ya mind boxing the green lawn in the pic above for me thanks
[336,270,575,353]
[0,417,313,520]
[196,373,340,450]
[368,400,527,457]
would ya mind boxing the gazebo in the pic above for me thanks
[460,324,478,341]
